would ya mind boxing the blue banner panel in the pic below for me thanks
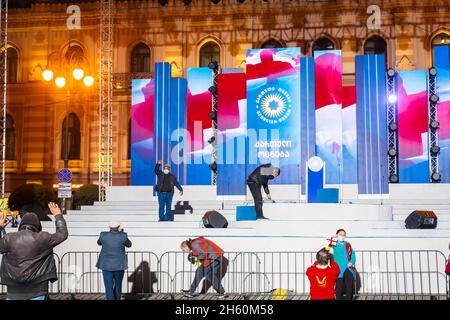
[131,79,155,186]
[217,73,247,196]
[154,62,171,172]
[356,54,389,195]
[169,78,187,185]
[397,70,429,183]
[300,57,315,194]
[246,48,302,184]
[433,45,450,182]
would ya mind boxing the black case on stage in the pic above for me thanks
[202,210,228,228]
[404,210,437,229]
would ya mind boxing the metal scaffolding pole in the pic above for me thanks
[0,0,7,213]
[98,0,113,201]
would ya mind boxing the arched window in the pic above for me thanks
[61,112,81,160]
[128,119,131,160]
[261,39,283,49]
[130,43,151,73]
[364,35,387,56]
[7,47,18,84]
[431,32,450,65]
[312,37,335,53]
[4,114,15,160]
[64,44,84,65]
[199,41,220,67]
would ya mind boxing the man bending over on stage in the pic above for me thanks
[154,160,183,222]
[180,237,227,298]
[247,163,280,220]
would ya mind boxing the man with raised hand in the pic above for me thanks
[154,160,183,222]
[0,202,68,300]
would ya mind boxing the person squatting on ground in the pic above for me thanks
[154,160,183,222]
[246,163,280,220]
[0,202,68,300]
[330,228,356,300]
[180,237,227,298]
[96,221,132,300]
[306,248,341,300]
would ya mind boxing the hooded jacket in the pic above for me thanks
[0,212,68,292]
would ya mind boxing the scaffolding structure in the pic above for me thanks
[0,0,7,213]
[98,0,114,201]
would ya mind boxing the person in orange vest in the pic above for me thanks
[180,237,227,298]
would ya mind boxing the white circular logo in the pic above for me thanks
[308,156,324,172]
[255,87,292,124]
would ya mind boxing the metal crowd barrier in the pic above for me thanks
[0,250,448,298]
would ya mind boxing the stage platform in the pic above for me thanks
[20,184,450,257]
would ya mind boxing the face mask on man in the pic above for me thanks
[163,169,170,174]
[337,236,345,242]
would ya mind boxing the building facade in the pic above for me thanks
[4,0,450,191]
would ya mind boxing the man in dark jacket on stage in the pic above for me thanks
[0,202,68,300]
[247,163,280,220]
[154,160,183,221]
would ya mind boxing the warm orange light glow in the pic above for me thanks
[55,77,66,88]
[83,75,94,87]
[72,68,85,80]
[42,69,54,82]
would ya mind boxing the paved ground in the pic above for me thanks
[1,293,447,300]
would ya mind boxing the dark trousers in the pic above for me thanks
[247,182,264,218]
[201,257,229,293]
[190,259,226,294]
[158,191,173,221]
[335,268,354,300]
[102,270,125,300]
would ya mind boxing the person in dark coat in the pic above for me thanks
[246,163,280,220]
[154,160,183,221]
[0,202,68,300]
[96,221,132,300]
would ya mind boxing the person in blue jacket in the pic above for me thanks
[96,221,132,300]
[332,228,356,300]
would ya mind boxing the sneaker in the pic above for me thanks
[257,216,269,220]
[181,290,198,298]
[217,293,228,299]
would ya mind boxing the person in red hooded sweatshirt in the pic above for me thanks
[306,248,341,300]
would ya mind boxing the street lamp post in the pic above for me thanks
[42,53,94,214]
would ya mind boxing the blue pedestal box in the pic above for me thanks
[236,206,257,221]
[316,188,339,203]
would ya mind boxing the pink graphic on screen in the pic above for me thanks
[131,79,155,185]
[397,71,429,182]
[186,68,213,153]
[314,50,343,183]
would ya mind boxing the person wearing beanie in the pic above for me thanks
[96,221,132,300]
[0,202,68,300]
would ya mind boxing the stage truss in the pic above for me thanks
[427,68,439,181]
[386,69,399,183]
[98,0,114,201]
[0,0,7,214]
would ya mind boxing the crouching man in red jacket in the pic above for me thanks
[306,248,341,300]
[180,237,227,298]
